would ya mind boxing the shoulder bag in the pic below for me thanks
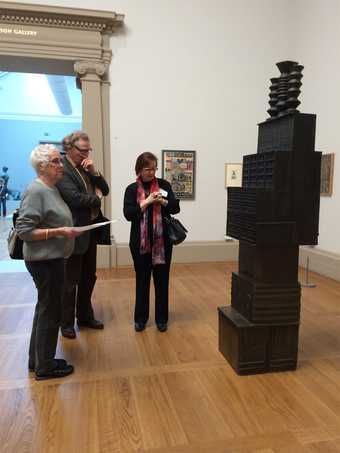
[164,216,188,245]
[7,209,24,260]
[8,228,23,259]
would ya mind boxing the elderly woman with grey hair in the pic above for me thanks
[16,144,83,380]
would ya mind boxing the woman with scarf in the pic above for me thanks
[123,152,180,332]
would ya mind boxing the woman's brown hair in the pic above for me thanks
[135,152,158,175]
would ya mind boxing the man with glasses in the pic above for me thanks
[57,131,109,339]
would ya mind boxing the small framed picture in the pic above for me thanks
[320,153,335,196]
[225,163,242,188]
[162,150,196,199]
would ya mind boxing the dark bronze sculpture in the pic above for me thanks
[218,61,321,375]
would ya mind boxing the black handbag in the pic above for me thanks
[7,210,23,259]
[165,216,188,245]
[7,227,24,259]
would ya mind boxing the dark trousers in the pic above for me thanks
[25,258,65,373]
[0,197,6,217]
[131,246,172,325]
[61,232,97,328]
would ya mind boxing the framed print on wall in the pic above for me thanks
[225,163,242,188]
[320,153,335,196]
[162,150,196,199]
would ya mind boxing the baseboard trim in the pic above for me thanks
[299,247,340,282]
[97,244,114,268]
[99,242,340,283]
[115,240,239,266]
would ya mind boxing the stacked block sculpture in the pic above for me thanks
[218,61,321,375]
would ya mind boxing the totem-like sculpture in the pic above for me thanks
[218,61,321,374]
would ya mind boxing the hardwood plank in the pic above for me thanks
[131,373,188,450]
[0,263,340,452]
[133,431,308,452]
[163,370,235,442]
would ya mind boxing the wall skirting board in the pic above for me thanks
[112,241,239,267]
[98,242,340,282]
[299,246,340,282]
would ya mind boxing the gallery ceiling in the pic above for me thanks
[0,72,81,121]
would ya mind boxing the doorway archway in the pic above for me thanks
[0,1,124,266]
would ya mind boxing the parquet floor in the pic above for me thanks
[1,262,340,452]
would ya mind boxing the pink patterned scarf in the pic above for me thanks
[137,176,165,265]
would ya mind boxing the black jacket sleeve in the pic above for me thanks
[123,183,142,221]
[90,173,110,196]
[161,180,180,216]
[57,174,101,210]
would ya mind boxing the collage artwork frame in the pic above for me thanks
[162,150,196,200]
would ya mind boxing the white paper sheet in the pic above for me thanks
[73,219,117,233]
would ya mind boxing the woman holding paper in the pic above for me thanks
[123,152,180,332]
[16,144,82,380]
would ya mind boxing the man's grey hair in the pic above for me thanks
[30,144,58,174]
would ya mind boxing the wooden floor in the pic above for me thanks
[1,262,340,452]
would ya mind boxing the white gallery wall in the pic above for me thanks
[292,0,340,254]
[107,0,292,245]
[13,0,338,254]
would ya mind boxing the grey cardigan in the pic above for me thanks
[16,180,74,261]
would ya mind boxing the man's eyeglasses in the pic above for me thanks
[73,144,92,154]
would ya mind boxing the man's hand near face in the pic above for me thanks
[81,158,96,175]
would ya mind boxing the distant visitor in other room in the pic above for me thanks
[0,166,9,217]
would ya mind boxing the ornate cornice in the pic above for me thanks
[0,1,124,34]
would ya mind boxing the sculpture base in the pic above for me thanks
[218,306,298,375]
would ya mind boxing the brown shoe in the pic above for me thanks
[61,327,76,339]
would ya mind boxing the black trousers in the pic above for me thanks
[0,197,6,217]
[131,246,172,325]
[61,231,97,328]
[25,258,65,373]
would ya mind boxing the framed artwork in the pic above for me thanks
[225,163,242,188]
[162,150,196,199]
[320,153,335,196]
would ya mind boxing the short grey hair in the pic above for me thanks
[30,144,58,174]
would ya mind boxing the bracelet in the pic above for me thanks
[45,229,49,240]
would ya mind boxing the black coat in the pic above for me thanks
[123,178,180,254]
[56,157,109,254]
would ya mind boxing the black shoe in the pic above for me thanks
[77,319,104,330]
[29,358,68,372]
[134,322,146,332]
[61,327,76,339]
[35,363,74,381]
[157,323,168,332]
